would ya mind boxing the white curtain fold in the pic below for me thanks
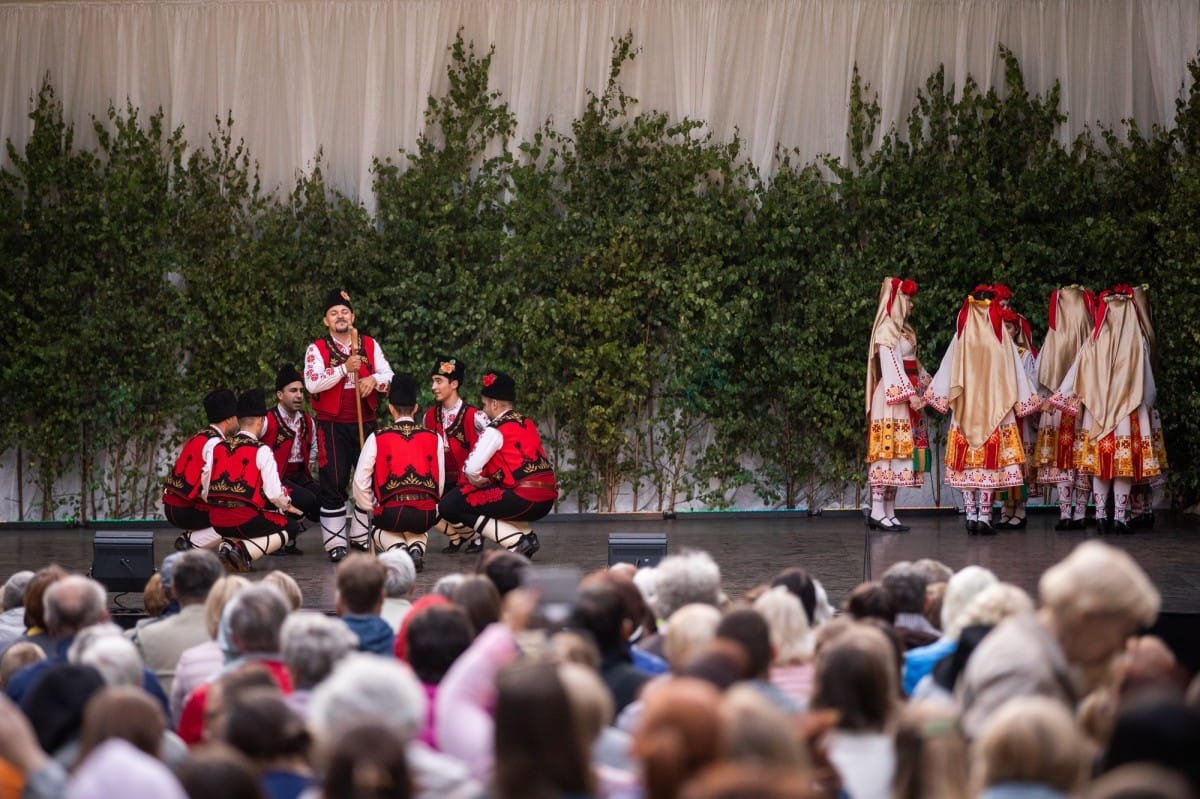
[1,0,1197,208]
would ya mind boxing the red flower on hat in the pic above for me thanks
[482,373,496,387]
[439,360,457,375]
[900,279,918,297]
[340,290,351,303]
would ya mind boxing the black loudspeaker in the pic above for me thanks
[607,533,668,569]
[90,530,156,593]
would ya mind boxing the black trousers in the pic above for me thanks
[283,471,320,522]
[317,419,376,509]
[439,486,554,527]
[164,503,210,531]
[374,505,438,534]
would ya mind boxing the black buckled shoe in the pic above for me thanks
[441,539,464,554]
[328,545,348,563]
[886,517,910,532]
[464,537,483,555]
[1112,520,1133,535]
[977,521,997,535]
[219,541,252,573]
[966,519,979,534]
[1054,517,1074,531]
[512,533,541,559]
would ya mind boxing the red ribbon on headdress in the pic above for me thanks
[956,295,1005,341]
[1047,289,1060,331]
[886,278,901,317]
[885,278,918,317]
[992,283,1013,302]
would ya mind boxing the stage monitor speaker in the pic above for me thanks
[90,530,156,593]
[607,532,668,569]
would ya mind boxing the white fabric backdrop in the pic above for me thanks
[1,0,1198,518]
[2,0,1198,211]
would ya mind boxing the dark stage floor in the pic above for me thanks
[3,510,1199,616]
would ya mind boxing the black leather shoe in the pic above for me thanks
[408,546,425,572]
[219,541,252,573]
[1112,520,1133,534]
[1096,519,1111,535]
[173,534,193,551]
[441,539,464,554]
[977,521,997,535]
[328,546,348,563]
[966,519,979,534]
[464,537,483,555]
[1068,518,1086,530]
[1054,517,1073,531]
[512,533,541,559]
[1128,512,1155,529]
[867,516,898,531]
[886,517,910,532]
[349,541,370,553]
[271,542,303,557]
[1001,516,1027,530]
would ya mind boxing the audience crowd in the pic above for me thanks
[0,538,1195,799]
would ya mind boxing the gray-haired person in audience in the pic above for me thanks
[378,547,417,632]
[634,549,723,660]
[309,653,479,799]
[959,540,1160,740]
[0,571,34,651]
[280,611,359,719]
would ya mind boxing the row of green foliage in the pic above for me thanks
[3,33,1199,520]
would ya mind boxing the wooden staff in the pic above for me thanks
[350,326,375,555]
[349,326,365,448]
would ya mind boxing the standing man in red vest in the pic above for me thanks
[424,355,488,554]
[352,374,445,572]
[162,389,238,552]
[262,363,318,555]
[204,389,301,571]
[304,289,394,563]
[438,370,557,558]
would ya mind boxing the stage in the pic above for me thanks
[4,510,1198,615]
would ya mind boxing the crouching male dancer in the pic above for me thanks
[438,370,557,558]
[204,389,302,572]
[424,355,488,554]
[262,363,319,555]
[162,389,238,552]
[304,289,393,563]
[352,374,444,572]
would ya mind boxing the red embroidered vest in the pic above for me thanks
[262,407,315,478]
[372,422,442,505]
[163,427,224,503]
[483,413,558,499]
[207,436,268,509]
[310,335,380,420]
[423,404,480,486]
